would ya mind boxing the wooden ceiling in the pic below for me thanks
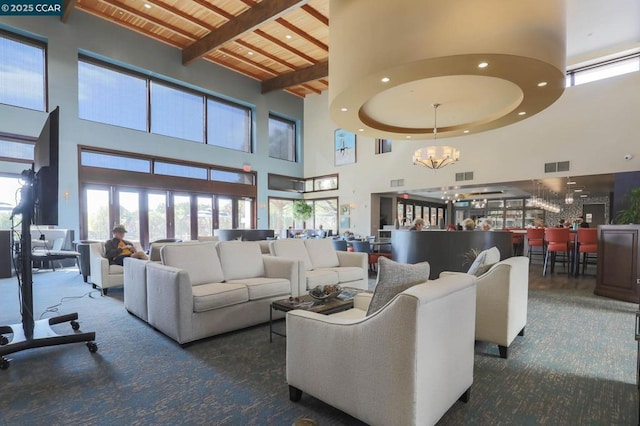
[65,0,329,97]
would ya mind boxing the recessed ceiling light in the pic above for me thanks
[580,194,588,198]
[518,111,526,116]
[574,189,583,192]
[144,3,151,8]
[567,181,577,185]
[463,130,469,134]
[358,128,364,132]
[285,34,292,39]
[406,136,411,139]
[340,107,348,112]
[538,81,548,87]
[478,62,489,68]
[381,77,390,83]
[247,51,254,56]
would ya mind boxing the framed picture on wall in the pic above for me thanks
[334,129,356,166]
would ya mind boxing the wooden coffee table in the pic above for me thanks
[270,294,355,342]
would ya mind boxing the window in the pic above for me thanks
[154,161,207,180]
[119,190,140,241]
[85,188,110,241]
[197,196,213,237]
[207,99,251,152]
[0,137,34,162]
[151,82,204,142]
[0,32,45,111]
[268,173,338,193]
[78,60,147,131]
[217,198,232,229]
[148,193,167,243]
[269,115,296,161]
[566,53,640,87]
[211,169,254,184]
[312,199,338,234]
[81,151,151,173]
[0,175,24,229]
[173,194,192,241]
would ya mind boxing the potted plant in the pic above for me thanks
[615,187,640,224]
[292,200,313,228]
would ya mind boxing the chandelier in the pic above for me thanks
[413,104,460,170]
[564,177,574,205]
[530,181,560,213]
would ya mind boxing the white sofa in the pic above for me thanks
[441,256,529,359]
[144,241,300,345]
[88,241,143,295]
[269,239,368,291]
[286,273,477,426]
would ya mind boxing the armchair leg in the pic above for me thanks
[289,385,302,402]
[458,387,471,403]
[498,345,508,359]
[518,326,525,337]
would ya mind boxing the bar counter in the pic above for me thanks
[391,229,514,279]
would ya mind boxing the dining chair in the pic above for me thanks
[577,228,598,275]
[526,228,545,262]
[331,239,347,251]
[543,227,571,276]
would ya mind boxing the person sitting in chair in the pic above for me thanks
[104,224,148,266]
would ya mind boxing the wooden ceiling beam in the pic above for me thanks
[254,28,317,64]
[275,17,327,51]
[190,0,236,21]
[61,0,76,23]
[218,47,280,76]
[183,0,308,65]
[261,60,328,93]
[300,4,328,26]
[100,0,196,40]
[234,39,298,70]
[145,0,211,31]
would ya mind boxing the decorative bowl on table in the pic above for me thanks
[309,284,342,302]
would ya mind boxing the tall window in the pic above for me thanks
[119,191,140,241]
[174,194,191,241]
[207,99,251,152]
[218,198,232,229]
[78,57,254,150]
[312,199,337,234]
[78,60,147,130]
[0,32,45,111]
[151,82,204,142]
[148,193,167,243]
[197,196,213,237]
[85,188,110,241]
[269,115,296,162]
[0,175,24,229]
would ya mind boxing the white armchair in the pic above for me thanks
[286,273,477,426]
[441,256,529,359]
[88,241,142,295]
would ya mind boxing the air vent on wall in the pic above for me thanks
[390,179,404,187]
[544,161,570,173]
[455,171,474,181]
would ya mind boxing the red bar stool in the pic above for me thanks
[526,228,545,262]
[543,227,571,276]
[577,228,598,275]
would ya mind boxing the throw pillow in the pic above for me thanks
[466,250,487,275]
[366,257,430,316]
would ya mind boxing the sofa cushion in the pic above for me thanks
[367,257,430,316]
[191,282,248,312]
[270,240,314,271]
[217,241,265,280]
[306,269,339,288]
[226,277,290,300]
[161,242,224,286]
[108,264,124,274]
[466,250,487,276]
[325,266,364,284]
[304,239,340,269]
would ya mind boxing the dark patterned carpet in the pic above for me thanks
[0,267,637,425]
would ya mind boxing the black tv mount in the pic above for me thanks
[0,169,97,370]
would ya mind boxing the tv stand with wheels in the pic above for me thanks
[0,169,97,370]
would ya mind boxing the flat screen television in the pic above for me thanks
[33,106,59,226]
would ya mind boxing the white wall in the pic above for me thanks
[303,72,640,236]
[0,12,304,235]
